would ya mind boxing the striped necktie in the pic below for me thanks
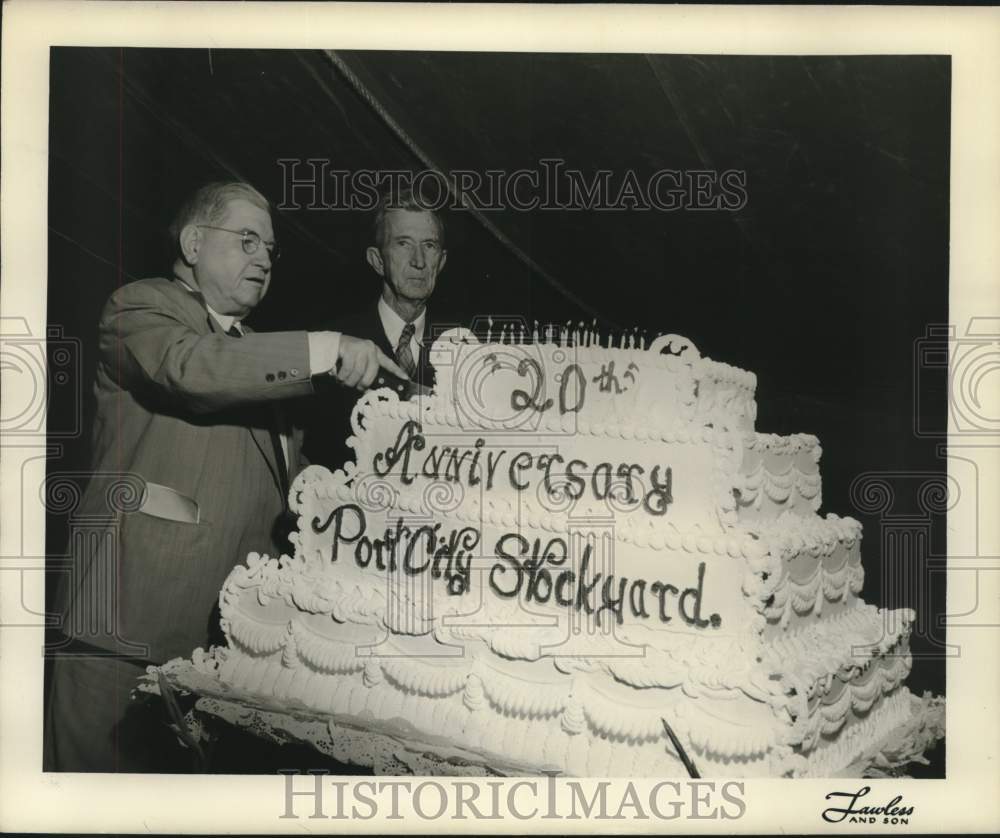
[395,322,418,379]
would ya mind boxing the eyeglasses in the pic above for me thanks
[197,225,281,261]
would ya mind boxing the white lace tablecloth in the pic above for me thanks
[141,659,550,776]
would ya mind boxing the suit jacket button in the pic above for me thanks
[278,371,287,380]
[290,368,300,377]
[266,373,275,382]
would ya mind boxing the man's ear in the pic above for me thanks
[179,224,201,265]
[366,246,385,277]
[438,250,448,275]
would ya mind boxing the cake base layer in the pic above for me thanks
[145,656,940,778]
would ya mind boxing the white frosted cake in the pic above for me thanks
[195,329,919,777]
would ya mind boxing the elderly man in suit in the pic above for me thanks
[303,190,448,470]
[44,181,407,772]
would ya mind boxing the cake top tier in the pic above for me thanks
[423,327,757,433]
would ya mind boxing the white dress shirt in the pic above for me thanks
[203,304,240,337]
[378,296,425,361]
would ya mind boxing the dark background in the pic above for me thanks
[45,48,949,769]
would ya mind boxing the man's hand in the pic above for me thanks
[334,335,410,389]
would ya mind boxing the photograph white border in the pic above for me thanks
[2,2,999,833]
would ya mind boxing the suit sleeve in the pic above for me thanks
[99,281,315,413]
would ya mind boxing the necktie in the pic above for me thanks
[395,323,418,379]
[227,325,290,505]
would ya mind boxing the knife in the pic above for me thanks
[371,369,433,399]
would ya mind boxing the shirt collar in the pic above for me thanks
[378,296,425,347]
[176,278,242,334]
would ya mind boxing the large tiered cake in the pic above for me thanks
[192,328,921,777]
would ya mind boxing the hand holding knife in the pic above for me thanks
[314,334,431,398]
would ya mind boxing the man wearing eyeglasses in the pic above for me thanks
[44,181,408,772]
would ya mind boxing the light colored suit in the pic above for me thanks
[56,275,315,662]
[46,275,320,772]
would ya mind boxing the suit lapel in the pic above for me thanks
[169,278,288,505]
[416,309,436,388]
[241,323,290,503]
[187,293,286,504]
[370,305,396,358]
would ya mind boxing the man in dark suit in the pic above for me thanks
[44,181,407,771]
[303,191,448,470]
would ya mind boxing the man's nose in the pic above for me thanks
[410,246,426,268]
[253,248,272,270]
